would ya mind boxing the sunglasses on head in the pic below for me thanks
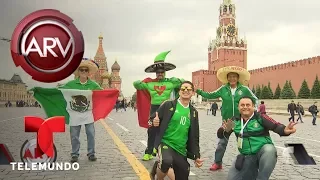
[180,86,193,92]
[79,68,89,72]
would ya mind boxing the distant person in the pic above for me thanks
[308,102,318,125]
[287,100,296,123]
[211,102,218,116]
[258,101,266,114]
[206,103,211,115]
[296,102,304,123]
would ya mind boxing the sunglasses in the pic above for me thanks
[79,68,89,72]
[180,86,193,92]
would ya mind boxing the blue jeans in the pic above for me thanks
[214,126,230,165]
[227,144,277,180]
[312,113,317,124]
[70,123,95,157]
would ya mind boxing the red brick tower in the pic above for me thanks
[192,0,248,91]
[93,33,108,85]
[110,59,121,91]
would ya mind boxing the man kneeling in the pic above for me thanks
[150,81,203,180]
[218,96,297,180]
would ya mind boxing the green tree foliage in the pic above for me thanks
[281,81,295,99]
[297,79,310,99]
[256,85,261,99]
[288,81,296,98]
[310,75,320,99]
[252,86,256,94]
[260,85,271,99]
[273,84,281,99]
[267,82,273,99]
[131,92,137,102]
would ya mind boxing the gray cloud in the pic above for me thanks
[0,0,319,96]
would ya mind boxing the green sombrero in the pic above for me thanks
[144,50,176,73]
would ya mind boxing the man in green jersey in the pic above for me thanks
[219,96,297,180]
[150,81,203,180]
[196,66,258,171]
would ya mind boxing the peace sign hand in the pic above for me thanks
[284,121,297,135]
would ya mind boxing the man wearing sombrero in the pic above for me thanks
[59,59,103,163]
[133,50,184,161]
[196,66,258,171]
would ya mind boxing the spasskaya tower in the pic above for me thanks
[192,0,247,92]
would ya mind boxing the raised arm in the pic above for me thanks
[243,86,259,108]
[260,114,288,136]
[169,77,184,89]
[133,80,148,90]
[196,86,223,99]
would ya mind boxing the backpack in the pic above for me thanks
[308,106,313,113]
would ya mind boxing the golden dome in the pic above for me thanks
[101,71,110,78]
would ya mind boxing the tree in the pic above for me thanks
[288,81,296,98]
[261,85,271,99]
[273,83,281,99]
[256,85,261,99]
[281,81,295,99]
[267,82,273,99]
[297,79,310,99]
[131,92,137,102]
[252,86,256,94]
[310,75,320,99]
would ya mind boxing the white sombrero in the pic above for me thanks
[73,59,99,77]
[217,66,251,85]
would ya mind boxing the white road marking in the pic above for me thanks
[274,145,320,159]
[107,117,114,121]
[0,113,43,122]
[140,140,147,147]
[116,123,129,132]
[139,140,196,175]
[291,136,320,143]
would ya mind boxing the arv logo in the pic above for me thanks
[10,9,84,83]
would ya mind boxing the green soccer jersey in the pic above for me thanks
[162,100,191,156]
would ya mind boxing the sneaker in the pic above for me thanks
[70,156,78,163]
[88,155,97,161]
[152,148,157,156]
[142,154,153,161]
[209,163,222,171]
[150,161,159,180]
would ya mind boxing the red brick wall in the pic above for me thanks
[192,70,218,92]
[249,56,320,93]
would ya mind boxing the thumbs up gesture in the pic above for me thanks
[153,112,160,127]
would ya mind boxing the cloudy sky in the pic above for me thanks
[1,0,320,96]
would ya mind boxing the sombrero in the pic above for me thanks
[73,59,99,77]
[217,66,251,85]
[144,50,176,73]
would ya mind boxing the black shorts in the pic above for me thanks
[158,143,190,180]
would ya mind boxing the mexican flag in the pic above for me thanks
[31,87,119,126]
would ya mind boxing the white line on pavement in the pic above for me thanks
[140,140,147,147]
[0,113,42,122]
[139,140,196,175]
[291,136,320,143]
[107,117,114,121]
[116,123,129,132]
[274,145,320,159]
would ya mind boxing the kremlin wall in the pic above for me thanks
[192,0,320,97]
[249,57,320,93]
